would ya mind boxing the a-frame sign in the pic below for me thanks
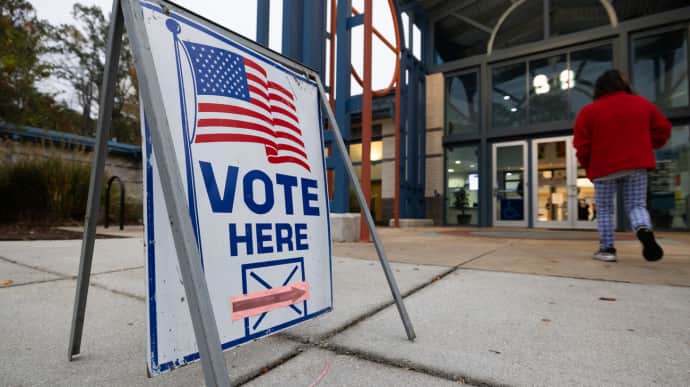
[68,1,415,386]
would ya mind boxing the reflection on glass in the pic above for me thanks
[445,146,479,225]
[446,72,480,135]
[349,141,383,163]
[537,140,569,222]
[633,29,689,109]
[651,125,690,230]
[550,0,609,37]
[529,54,569,123]
[496,145,525,221]
[493,0,543,50]
[576,167,596,223]
[434,16,487,64]
[570,44,613,116]
[492,62,526,128]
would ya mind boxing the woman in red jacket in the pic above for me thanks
[573,69,671,262]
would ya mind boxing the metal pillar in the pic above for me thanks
[359,0,373,241]
[256,0,270,46]
[68,0,124,361]
[332,0,353,213]
[69,1,232,385]
[282,0,304,63]
[315,80,416,341]
[302,0,327,80]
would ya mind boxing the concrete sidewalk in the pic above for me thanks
[1,227,689,386]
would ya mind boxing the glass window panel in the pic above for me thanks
[529,54,569,123]
[575,166,596,223]
[570,44,613,116]
[536,140,569,222]
[495,145,525,221]
[446,72,480,135]
[492,62,527,128]
[550,0,609,37]
[650,125,690,230]
[493,0,543,50]
[632,29,689,109]
[433,15,491,65]
[614,1,688,22]
[349,143,362,163]
[445,145,479,225]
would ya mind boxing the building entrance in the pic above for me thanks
[492,141,528,227]
[531,136,599,229]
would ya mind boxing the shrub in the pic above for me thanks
[0,158,94,224]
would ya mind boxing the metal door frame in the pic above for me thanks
[532,136,572,229]
[492,140,529,227]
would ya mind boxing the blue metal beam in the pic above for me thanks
[347,14,364,28]
[302,0,327,81]
[281,0,304,62]
[332,0,353,213]
[256,0,270,46]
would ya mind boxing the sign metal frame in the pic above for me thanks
[68,1,416,386]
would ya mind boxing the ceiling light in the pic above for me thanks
[510,107,518,112]
[559,69,575,90]
[455,160,461,164]
[503,95,510,100]
[533,74,550,95]
[447,169,455,173]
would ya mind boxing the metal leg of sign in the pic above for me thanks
[119,0,231,385]
[315,80,417,341]
[68,0,125,360]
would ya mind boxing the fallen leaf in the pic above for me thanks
[0,280,13,286]
[599,297,617,302]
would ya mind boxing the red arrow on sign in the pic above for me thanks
[231,281,310,320]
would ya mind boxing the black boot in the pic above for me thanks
[636,227,663,262]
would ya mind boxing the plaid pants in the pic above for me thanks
[594,170,652,249]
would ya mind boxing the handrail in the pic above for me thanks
[105,175,125,230]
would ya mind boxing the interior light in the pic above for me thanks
[533,74,550,95]
[455,160,461,164]
[503,95,510,100]
[370,148,382,161]
[447,169,455,173]
[506,172,512,176]
[510,107,518,112]
[559,69,575,90]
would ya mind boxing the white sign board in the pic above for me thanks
[138,1,332,375]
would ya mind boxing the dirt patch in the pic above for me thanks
[0,224,122,241]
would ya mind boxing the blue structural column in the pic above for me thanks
[302,0,327,79]
[395,4,427,219]
[331,0,353,213]
[256,0,270,47]
[282,1,304,61]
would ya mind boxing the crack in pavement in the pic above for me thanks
[1,248,508,385]
[0,254,71,279]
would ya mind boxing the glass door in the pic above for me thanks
[493,141,528,227]
[532,136,599,229]
[533,137,571,228]
[572,159,597,229]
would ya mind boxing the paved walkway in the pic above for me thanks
[1,226,689,386]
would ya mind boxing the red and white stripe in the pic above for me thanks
[193,56,310,172]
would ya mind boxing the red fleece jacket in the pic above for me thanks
[573,92,671,180]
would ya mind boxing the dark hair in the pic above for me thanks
[593,69,633,100]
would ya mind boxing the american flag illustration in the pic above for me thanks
[182,41,310,171]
